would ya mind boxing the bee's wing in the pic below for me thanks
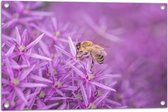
[94,42,110,48]
[94,45,107,56]
[101,50,107,56]
[91,52,105,64]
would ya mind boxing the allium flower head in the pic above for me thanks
[2,1,52,28]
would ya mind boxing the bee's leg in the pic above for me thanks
[90,54,95,73]
[91,59,94,73]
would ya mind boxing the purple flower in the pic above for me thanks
[2,1,52,28]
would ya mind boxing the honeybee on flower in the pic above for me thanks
[76,41,107,69]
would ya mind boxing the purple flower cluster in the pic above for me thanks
[1,1,167,110]
[2,1,123,110]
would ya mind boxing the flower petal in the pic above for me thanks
[15,27,21,45]
[106,99,121,106]
[37,100,46,109]
[58,102,66,110]
[2,78,9,84]
[41,103,59,110]
[49,97,75,101]
[14,1,24,10]
[11,63,29,70]
[30,75,52,83]
[15,87,28,104]
[94,91,109,105]
[66,62,85,78]
[10,59,20,69]
[19,17,42,22]
[29,11,53,16]
[6,45,15,56]
[2,9,12,19]
[80,82,88,106]
[30,23,54,38]
[97,74,121,81]
[62,85,78,91]
[51,17,58,31]
[27,88,41,100]
[29,53,52,61]
[86,83,92,99]
[20,65,35,81]
[4,19,17,28]
[91,81,116,92]
[55,89,64,96]
[55,45,72,58]
[39,41,50,56]
[20,83,47,88]
[68,36,76,57]
[5,58,14,80]
[2,34,16,42]
[26,33,44,49]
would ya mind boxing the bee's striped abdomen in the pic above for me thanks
[95,54,104,64]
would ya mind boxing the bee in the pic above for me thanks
[76,41,106,70]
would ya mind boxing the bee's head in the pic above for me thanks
[76,42,81,50]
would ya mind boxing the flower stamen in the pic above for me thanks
[24,107,31,110]
[76,93,83,100]
[88,103,96,109]
[87,74,94,81]
[19,45,26,52]
[11,78,20,86]
[55,31,60,37]
[95,90,102,97]
[54,81,62,88]
[39,91,45,98]
[53,69,57,76]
